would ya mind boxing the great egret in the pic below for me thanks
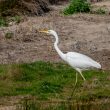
[39,30,101,98]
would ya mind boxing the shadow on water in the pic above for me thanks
[15,97,110,110]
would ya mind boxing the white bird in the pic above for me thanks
[39,30,101,98]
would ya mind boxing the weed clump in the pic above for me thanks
[64,0,91,15]
[11,16,21,23]
[0,17,8,27]
[95,7,107,15]
[5,32,14,39]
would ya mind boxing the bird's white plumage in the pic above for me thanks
[39,30,101,81]
[65,52,101,70]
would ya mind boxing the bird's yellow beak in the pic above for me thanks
[39,30,48,33]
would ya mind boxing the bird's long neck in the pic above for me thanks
[53,33,66,61]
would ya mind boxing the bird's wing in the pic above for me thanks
[66,52,101,69]
[66,52,92,60]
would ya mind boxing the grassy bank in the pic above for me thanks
[0,61,110,101]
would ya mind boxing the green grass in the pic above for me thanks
[0,15,22,27]
[0,17,8,27]
[95,7,107,15]
[63,0,91,15]
[11,15,21,23]
[0,61,109,101]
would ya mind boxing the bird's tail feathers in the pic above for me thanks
[94,62,101,69]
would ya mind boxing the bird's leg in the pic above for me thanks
[77,69,86,81]
[79,71,86,81]
[68,72,78,100]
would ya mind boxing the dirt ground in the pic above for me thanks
[0,1,110,70]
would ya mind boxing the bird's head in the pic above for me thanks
[39,29,57,35]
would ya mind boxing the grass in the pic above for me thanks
[0,61,110,102]
[11,15,21,23]
[0,17,8,27]
[63,0,109,16]
[17,98,110,110]
[95,7,107,15]
[63,0,91,15]
[5,32,14,39]
[0,15,22,27]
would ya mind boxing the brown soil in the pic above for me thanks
[0,1,110,70]
[0,0,50,16]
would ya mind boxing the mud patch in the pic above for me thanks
[0,0,50,16]
[0,2,110,70]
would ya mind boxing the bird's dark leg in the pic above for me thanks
[68,72,78,100]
